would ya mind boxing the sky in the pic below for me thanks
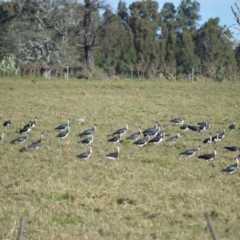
[107,0,239,37]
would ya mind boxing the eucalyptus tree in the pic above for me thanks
[79,0,109,73]
[175,0,201,74]
[116,0,137,72]
[176,0,201,33]
[95,7,136,74]
[128,0,161,78]
[176,27,199,74]
[158,2,178,79]
[195,18,237,80]
[224,3,240,74]
[117,0,128,26]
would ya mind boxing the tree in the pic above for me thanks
[176,28,199,74]
[176,0,201,33]
[95,8,136,74]
[158,2,178,79]
[175,0,201,74]
[195,18,237,80]
[160,2,177,34]
[128,0,161,78]
[224,3,240,77]
[0,0,111,77]
[223,3,240,49]
[117,0,128,26]
[81,0,98,73]
[0,0,83,77]
[73,0,111,74]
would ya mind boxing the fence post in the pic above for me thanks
[67,66,69,79]
[17,217,25,240]
[205,214,218,240]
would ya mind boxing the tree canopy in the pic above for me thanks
[0,0,238,80]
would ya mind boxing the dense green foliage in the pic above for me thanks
[0,0,238,79]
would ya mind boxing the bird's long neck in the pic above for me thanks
[213,149,217,156]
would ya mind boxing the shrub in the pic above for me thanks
[0,56,19,76]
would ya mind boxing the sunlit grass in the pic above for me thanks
[0,77,240,239]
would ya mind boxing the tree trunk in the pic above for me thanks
[84,0,95,72]
[84,41,94,72]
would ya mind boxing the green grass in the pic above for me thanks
[0,77,240,239]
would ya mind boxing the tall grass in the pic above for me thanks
[0,77,240,239]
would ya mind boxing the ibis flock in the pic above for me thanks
[1,116,239,174]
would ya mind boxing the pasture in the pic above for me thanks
[0,77,240,239]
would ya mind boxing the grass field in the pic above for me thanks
[0,77,240,239]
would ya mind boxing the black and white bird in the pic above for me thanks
[166,132,180,143]
[133,135,150,147]
[228,122,236,131]
[142,122,159,135]
[75,116,86,124]
[148,130,165,144]
[57,122,70,139]
[212,132,219,143]
[55,119,70,131]
[223,146,240,152]
[106,146,120,160]
[158,128,166,138]
[222,156,239,174]
[76,145,93,160]
[198,124,206,133]
[28,133,43,149]
[126,127,142,141]
[170,118,184,125]
[218,129,225,141]
[19,122,32,134]
[11,134,28,144]
[3,116,11,127]
[24,117,37,129]
[80,135,94,145]
[108,132,124,143]
[203,133,212,144]
[188,124,200,133]
[111,122,128,136]
[198,120,210,127]
[31,117,38,128]
[198,121,210,133]
[179,146,201,158]
[198,148,217,162]
[180,124,189,131]
[0,131,5,142]
[79,123,97,137]
[143,124,160,138]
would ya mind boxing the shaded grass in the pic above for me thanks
[0,78,240,239]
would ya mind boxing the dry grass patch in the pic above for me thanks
[0,78,240,239]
